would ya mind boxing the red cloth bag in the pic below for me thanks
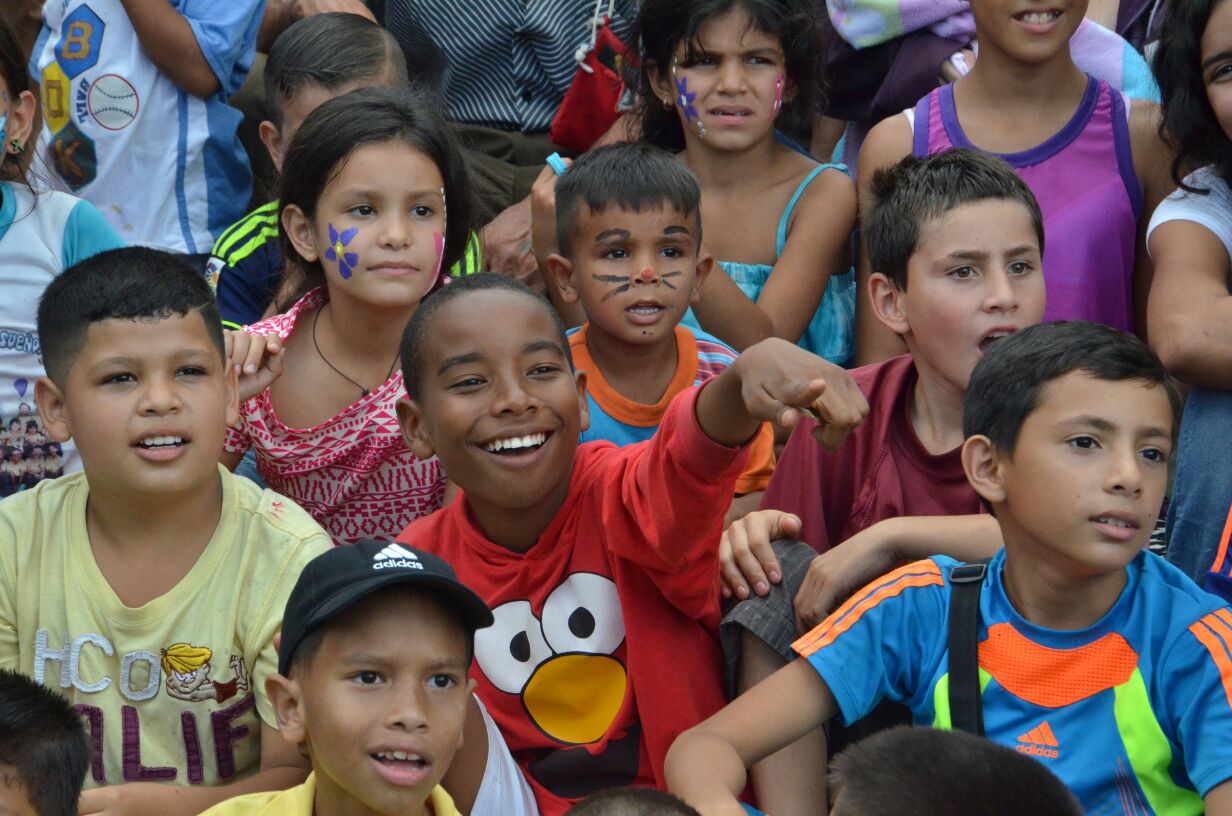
[549,19,632,153]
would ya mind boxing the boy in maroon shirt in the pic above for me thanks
[721,148,1047,816]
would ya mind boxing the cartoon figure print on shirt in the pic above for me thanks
[33,629,258,786]
[40,3,111,191]
[476,573,640,797]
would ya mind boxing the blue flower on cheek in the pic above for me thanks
[325,224,360,279]
[675,74,699,124]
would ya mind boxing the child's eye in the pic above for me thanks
[1068,435,1099,450]
[428,674,456,689]
[1140,447,1169,464]
[529,364,562,377]
[352,671,382,685]
[349,204,376,217]
[660,247,684,259]
[1212,63,1232,82]
[1008,261,1033,276]
[411,205,434,218]
[449,376,486,390]
[602,248,630,260]
[177,366,206,377]
[949,266,977,279]
[103,373,135,385]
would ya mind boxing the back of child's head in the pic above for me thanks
[866,149,1044,291]
[38,247,224,386]
[400,272,572,401]
[828,727,1082,816]
[0,669,91,816]
[0,13,33,185]
[570,787,701,815]
[632,0,826,151]
[277,86,476,310]
[555,142,702,259]
[1154,0,1232,190]
[963,321,1183,457]
[263,12,409,131]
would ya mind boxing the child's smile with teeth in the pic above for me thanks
[137,435,185,449]
[483,433,548,454]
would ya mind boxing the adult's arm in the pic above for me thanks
[119,0,222,97]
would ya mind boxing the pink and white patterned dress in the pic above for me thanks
[223,288,445,545]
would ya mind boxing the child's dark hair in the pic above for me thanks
[632,0,826,152]
[0,14,34,185]
[400,273,572,400]
[963,321,1183,456]
[828,727,1083,816]
[38,247,225,385]
[570,787,701,815]
[263,12,409,129]
[555,142,702,258]
[277,86,475,311]
[0,669,91,816]
[1154,1,1232,192]
[866,149,1045,290]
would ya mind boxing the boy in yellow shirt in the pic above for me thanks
[0,247,331,813]
[201,539,494,816]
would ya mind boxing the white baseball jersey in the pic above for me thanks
[32,0,263,254]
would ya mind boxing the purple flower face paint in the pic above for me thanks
[324,224,360,280]
[672,63,706,138]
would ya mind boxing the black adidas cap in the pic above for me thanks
[278,539,494,676]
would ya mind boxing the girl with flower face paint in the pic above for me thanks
[632,0,858,365]
[219,87,479,546]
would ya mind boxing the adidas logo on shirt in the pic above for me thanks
[372,543,424,571]
[1016,721,1060,759]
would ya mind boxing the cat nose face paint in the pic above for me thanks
[637,267,657,282]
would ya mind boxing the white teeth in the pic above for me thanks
[140,435,183,447]
[1019,11,1059,23]
[1096,516,1132,529]
[377,750,422,762]
[484,433,547,453]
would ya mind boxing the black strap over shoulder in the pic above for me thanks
[947,560,990,737]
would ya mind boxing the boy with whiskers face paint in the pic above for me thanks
[544,143,777,523]
[393,272,867,815]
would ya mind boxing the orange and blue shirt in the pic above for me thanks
[569,323,775,495]
[794,550,1232,814]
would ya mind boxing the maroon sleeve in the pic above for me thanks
[760,418,837,554]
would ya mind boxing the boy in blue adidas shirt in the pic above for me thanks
[33,0,263,257]
[666,321,1232,816]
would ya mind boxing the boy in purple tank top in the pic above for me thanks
[852,0,1175,365]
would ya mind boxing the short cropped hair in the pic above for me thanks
[963,321,1183,456]
[570,787,701,815]
[0,670,91,816]
[865,149,1045,290]
[38,248,225,386]
[555,143,702,259]
[264,12,408,128]
[829,727,1082,816]
[400,273,573,401]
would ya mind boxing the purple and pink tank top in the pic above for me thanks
[909,76,1141,332]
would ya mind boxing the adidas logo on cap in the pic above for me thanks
[372,543,424,571]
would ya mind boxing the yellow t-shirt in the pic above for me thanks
[0,466,331,789]
[200,773,462,815]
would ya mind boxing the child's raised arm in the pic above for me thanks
[665,658,839,814]
[696,338,868,450]
[119,0,254,98]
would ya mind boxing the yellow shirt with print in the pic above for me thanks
[0,466,331,789]
[199,773,462,815]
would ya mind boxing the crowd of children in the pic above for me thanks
[3,0,1232,814]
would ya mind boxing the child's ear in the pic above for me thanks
[647,63,677,111]
[5,89,37,158]
[690,252,714,305]
[396,397,438,461]
[281,204,320,263]
[961,434,1007,505]
[34,377,72,443]
[868,272,909,336]
[258,120,285,174]
[574,369,590,433]
[547,255,580,305]
[265,673,308,745]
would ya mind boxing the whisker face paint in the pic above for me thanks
[660,270,682,290]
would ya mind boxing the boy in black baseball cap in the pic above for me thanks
[200,539,493,816]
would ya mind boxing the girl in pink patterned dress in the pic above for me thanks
[221,87,476,545]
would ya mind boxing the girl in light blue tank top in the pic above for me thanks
[633,0,857,365]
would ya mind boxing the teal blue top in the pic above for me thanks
[682,163,855,365]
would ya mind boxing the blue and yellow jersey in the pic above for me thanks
[207,200,484,329]
[795,550,1232,814]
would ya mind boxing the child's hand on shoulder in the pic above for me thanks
[530,160,570,265]
[225,329,285,403]
[736,338,868,448]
